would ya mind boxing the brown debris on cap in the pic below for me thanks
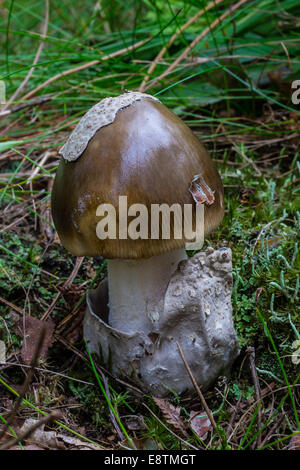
[52,92,224,259]
[189,174,215,206]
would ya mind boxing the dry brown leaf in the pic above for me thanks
[19,418,64,449]
[56,433,101,450]
[153,397,188,437]
[19,419,100,450]
[189,411,212,440]
[18,316,55,365]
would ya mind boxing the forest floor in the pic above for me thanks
[0,0,299,450]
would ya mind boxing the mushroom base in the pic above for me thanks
[84,247,239,397]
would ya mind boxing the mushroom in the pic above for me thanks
[51,92,224,335]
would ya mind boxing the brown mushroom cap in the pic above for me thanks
[51,94,224,259]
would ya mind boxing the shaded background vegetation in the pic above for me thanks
[0,0,299,450]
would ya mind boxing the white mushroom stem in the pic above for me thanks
[107,248,187,334]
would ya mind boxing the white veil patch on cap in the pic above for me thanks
[59,92,160,162]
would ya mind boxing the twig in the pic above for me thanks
[0,97,51,117]
[21,37,151,101]
[0,327,46,441]
[0,412,57,450]
[176,341,217,430]
[226,394,242,438]
[56,304,83,332]
[247,347,262,448]
[55,334,145,395]
[280,41,293,73]
[259,413,285,449]
[0,295,24,315]
[251,213,287,258]
[27,150,53,182]
[144,0,249,92]
[0,361,94,386]
[98,368,124,441]
[139,0,224,92]
[3,0,49,110]
[232,142,261,176]
[41,256,84,321]
[0,213,28,234]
